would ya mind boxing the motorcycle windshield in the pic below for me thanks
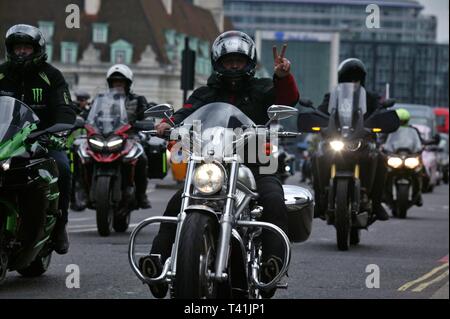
[86,91,128,135]
[178,103,256,159]
[0,96,40,144]
[328,83,367,132]
[384,126,423,154]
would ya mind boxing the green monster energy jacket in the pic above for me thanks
[0,61,75,130]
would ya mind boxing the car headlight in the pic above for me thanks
[88,137,105,151]
[405,157,420,169]
[106,137,124,151]
[387,157,403,168]
[193,163,224,195]
[330,140,345,152]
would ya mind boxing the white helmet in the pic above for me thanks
[106,64,133,90]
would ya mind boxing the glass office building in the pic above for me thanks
[224,0,437,42]
[224,0,448,106]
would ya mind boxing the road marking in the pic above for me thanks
[69,217,94,222]
[68,223,140,233]
[398,262,449,292]
[412,270,449,292]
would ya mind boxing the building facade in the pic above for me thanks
[0,0,228,107]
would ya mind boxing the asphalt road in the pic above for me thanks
[0,175,448,299]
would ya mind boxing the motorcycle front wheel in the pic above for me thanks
[174,212,219,299]
[96,176,114,237]
[335,179,352,251]
[396,184,410,219]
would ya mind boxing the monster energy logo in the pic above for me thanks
[32,88,43,103]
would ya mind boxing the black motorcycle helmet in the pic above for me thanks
[5,24,47,69]
[338,58,367,87]
[75,90,91,102]
[211,31,257,88]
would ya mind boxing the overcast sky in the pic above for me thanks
[416,0,449,43]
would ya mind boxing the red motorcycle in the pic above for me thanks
[76,91,153,236]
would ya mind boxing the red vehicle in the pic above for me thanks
[434,107,449,134]
[76,91,152,236]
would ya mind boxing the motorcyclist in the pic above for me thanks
[0,24,76,254]
[142,31,300,299]
[105,64,152,209]
[311,58,390,222]
[73,90,91,120]
[390,108,425,205]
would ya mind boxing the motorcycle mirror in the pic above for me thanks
[266,105,298,126]
[381,99,396,109]
[145,104,174,118]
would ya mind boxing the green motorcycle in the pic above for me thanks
[0,96,71,283]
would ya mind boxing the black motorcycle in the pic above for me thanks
[382,126,424,219]
[297,83,399,250]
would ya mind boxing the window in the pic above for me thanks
[46,43,53,62]
[61,42,78,64]
[38,21,54,42]
[93,23,108,43]
[110,39,133,64]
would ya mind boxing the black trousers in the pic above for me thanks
[150,174,288,262]
[135,152,148,197]
[48,150,71,224]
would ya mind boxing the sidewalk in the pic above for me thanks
[431,281,449,299]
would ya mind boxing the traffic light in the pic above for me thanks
[181,37,196,92]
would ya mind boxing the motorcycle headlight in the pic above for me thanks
[1,159,11,171]
[106,137,124,151]
[88,137,105,151]
[193,163,224,195]
[330,140,345,152]
[405,157,420,169]
[387,157,403,168]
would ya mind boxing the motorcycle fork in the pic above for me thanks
[214,159,239,282]
[327,164,359,217]
[168,159,196,276]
